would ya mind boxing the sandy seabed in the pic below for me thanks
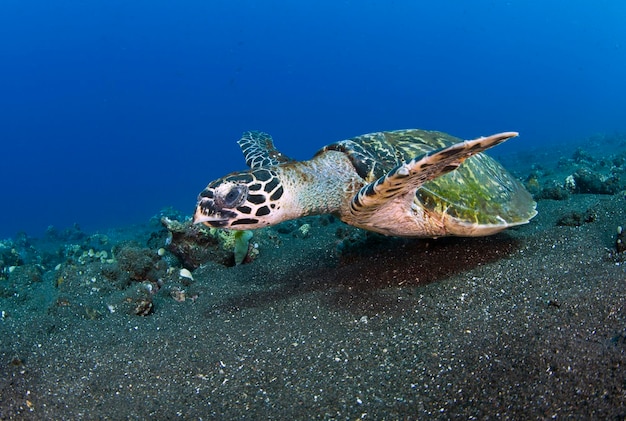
[2,140,626,420]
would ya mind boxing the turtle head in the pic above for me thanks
[193,168,286,230]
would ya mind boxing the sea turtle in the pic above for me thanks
[193,129,536,237]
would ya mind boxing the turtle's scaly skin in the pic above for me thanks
[194,150,362,228]
[237,131,293,168]
[194,129,536,237]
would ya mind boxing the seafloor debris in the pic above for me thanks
[526,137,626,202]
[114,244,167,282]
[534,180,570,201]
[179,268,193,281]
[132,297,153,316]
[161,217,222,268]
[161,217,255,268]
[232,230,254,265]
[169,286,186,302]
[556,209,597,227]
[571,168,621,195]
[616,226,626,253]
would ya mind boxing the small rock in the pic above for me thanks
[617,226,626,253]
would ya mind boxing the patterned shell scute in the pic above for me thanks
[319,130,457,183]
[321,129,535,226]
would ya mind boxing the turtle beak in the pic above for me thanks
[193,197,231,227]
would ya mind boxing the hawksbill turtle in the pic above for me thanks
[193,129,536,237]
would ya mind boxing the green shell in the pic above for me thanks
[319,129,535,226]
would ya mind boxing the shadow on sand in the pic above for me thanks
[204,233,522,317]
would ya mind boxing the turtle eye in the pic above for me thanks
[220,185,247,208]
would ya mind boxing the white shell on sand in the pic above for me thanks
[179,268,193,281]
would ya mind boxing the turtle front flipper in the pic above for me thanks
[345,132,520,236]
[237,131,294,168]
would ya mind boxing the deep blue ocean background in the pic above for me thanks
[1,0,624,239]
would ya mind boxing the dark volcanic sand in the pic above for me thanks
[2,144,626,419]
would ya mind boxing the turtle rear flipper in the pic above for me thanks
[346,132,521,236]
[237,131,294,168]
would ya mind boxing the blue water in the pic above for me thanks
[1,0,625,239]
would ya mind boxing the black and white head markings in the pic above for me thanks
[194,168,285,229]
